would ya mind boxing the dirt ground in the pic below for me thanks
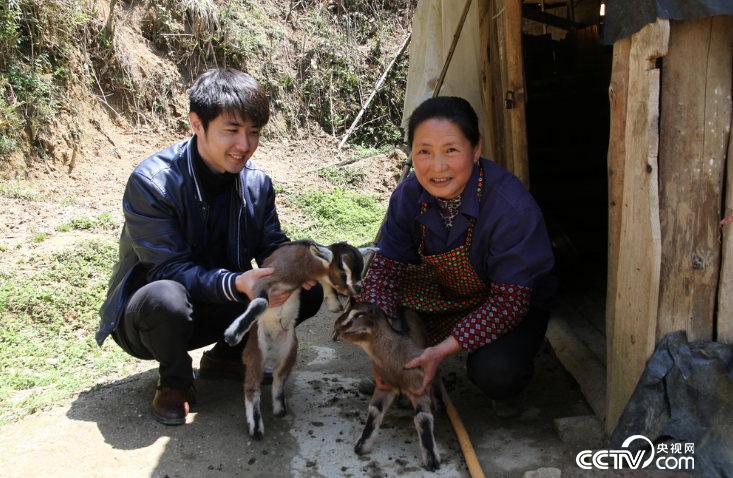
[0,303,607,478]
[0,109,402,275]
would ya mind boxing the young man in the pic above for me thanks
[96,68,323,425]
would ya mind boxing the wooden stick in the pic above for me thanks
[103,0,118,39]
[337,34,411,150]
[443,390,486,478]
[433,0,474,96]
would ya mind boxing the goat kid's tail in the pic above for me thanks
[223,290,269,346]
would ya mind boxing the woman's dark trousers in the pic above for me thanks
[466,307,550,400]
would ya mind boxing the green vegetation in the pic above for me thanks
[31,233,48,244]
[318,166,366,187]
[285,188,385,247]
[0,0,90,156]
[0,181,39,200]
[0,239,135,425]
[295,7,408,146]
[56,213,116,232]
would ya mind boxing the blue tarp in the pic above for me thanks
[610,331,733,476]
[604,0,733,44]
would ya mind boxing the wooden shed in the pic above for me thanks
[401,0,733,434]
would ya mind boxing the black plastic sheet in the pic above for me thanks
[610,331,733,476]
[604,0,733,44]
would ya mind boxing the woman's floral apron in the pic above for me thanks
[401,166,489,345]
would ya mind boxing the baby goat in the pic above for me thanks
[224,240,368,440]
[332,302,442,471]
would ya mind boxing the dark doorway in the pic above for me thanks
[523,11,612,358]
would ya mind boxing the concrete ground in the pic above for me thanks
[0,305,661,478]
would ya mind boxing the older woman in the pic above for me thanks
[358,96,554,410]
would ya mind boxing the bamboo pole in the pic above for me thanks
[444,391,486,478]
[433,0,474,96]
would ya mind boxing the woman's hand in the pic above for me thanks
[404,335,461,395]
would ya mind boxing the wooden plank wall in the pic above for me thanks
[482,0,529,186]
[491,0,510,171]
[606,19,669,434]
[657,17,733,342]
[716,15,733,343]
[605,37,631,377]
[502,0,530,186]
[478,0,498,162]
[720,125,733,344]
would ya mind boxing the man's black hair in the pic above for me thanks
[189,68,270,130]
[407,96,480,148]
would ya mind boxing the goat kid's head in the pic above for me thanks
[332,302,382,342]
[319,243,376,297]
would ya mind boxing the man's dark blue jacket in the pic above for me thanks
[96,137,287,345]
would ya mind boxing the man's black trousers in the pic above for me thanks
[112,280,324,389]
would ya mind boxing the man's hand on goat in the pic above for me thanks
[405,335,461,395]
[236,268,276,301]
[268,279,317,307]
[235,270,318,307]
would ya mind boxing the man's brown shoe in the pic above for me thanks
[199,349,245,380]
[152,387,191,425]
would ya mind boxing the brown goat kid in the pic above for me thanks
[224,240,369,439]
[332,302,442,471]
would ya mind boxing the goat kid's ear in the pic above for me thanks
[335,306,352,324]
[342,319,372,337]
[358,246,379,260]
[310,244,334,266]
[385,313,410,336]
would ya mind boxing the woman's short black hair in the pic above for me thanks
[407,96,480,147]
[189,68,270,130]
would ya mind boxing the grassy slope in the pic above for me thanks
[0,181,388,426]
[0,233,136,425]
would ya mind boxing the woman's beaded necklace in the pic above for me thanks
[436,196,462,229]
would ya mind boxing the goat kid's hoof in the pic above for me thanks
[248,421,264,440]
[354,441,370,455]
[273,407,287,418]
[424,456,441,472]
